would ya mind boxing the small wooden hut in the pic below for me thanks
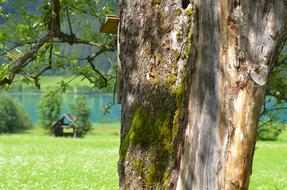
[52,114,78,137]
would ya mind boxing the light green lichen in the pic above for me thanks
[173,49,181,59]
[167,76,177,85]
[152,0,162,5]
[177,27,184,42]
[185,8,193,16]
[185,25,193,57]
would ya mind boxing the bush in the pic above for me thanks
[38,94,62,132]
[70,96,91,137]
[15,102,33,130]
[0,95,32,133]
[257,122,286,141]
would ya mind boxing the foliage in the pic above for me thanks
[14,101,33,130]
[38,93,62,131]
[70,96,91,137]
[0,94,32,133]
[257,121,286,141]
[0,0,118,92]
[260,44,287,123]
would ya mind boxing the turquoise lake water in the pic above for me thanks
[8,93,121,124]
[2,93,286,124]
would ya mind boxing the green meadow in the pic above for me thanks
[0,124,286,190]
[250,131,287,190]
[8,75,114,94]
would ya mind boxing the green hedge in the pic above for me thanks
[257,122,286,141]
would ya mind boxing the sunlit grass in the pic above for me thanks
[0,125,286,189]
[0,125,120,190]
[39,76,93,90]
[12,75,94,93]
[250,130,287,190]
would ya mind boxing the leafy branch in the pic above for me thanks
[0,0,116,90]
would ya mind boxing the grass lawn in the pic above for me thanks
[39,76,93,90]
[0,124,120,190]
[249,130,287,190]
[0,125,286,189]
[11,75,95,93]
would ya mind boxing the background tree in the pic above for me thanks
[118,0,287,189]
[14,101,33,131]
[260,45,287,122]
[38,93,62,131]
[0,95,19,132]
[70,96,91,137]
[0,95,32,133]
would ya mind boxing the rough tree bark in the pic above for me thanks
[118,0,287,189]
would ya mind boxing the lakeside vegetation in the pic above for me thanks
[0,125,286,190]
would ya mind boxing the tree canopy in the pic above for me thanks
[0,0,117,91]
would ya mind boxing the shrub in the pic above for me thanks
[0,95,32,133]
[70,96,91,137]
[257,122,286,141]
[15,102,33,130]
[38,94,62,132]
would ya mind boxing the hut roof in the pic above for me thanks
[100,15,120,34]
[52,114,79,128]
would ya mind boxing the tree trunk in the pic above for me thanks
[118,0,287,189]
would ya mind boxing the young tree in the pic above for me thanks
[14,101,33,131]
[118,1,287,189]
[0,95,32,133]
[0,95,19,132]
[38,94,62,131]
[70,96,91,137]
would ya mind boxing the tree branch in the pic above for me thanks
[0,41,37,56]
[0,0,116,89]
[64,0,73,35]
[0,35,51,86]
[66,4,103,21]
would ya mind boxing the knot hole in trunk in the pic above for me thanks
[182,0,190,9]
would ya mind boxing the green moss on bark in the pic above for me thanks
[120,107,175,188]
[152,0,162,5]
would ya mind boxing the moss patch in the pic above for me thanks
[120,107,175,188]
[173,49,181,59]
[152,0,162,5]
[185,7,193,16]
